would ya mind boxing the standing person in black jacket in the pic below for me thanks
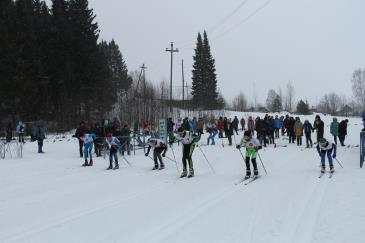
[283,115,290,136]
[75,121,88,157]
[120,124,131,155]
[5,122,13,143]
[288,117,296,144]
[313,115,324,143]
[267,116,275,145]
[35,121,46,153]
[240,117,245,131]
[232,116,239,135]
[338,119,349,146]
[226,118,234,146]
[93,123,104,157]
[223,117,228,138]
[167,117,175,146]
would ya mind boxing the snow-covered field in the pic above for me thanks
[1,112,365,243]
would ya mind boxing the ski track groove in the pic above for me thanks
[0,182,171,242]
[141,183,250,243]
[289,176,330,243]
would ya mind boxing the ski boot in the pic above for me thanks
[180,169,187,178]
[152,164,159,170]
[107,164,113,170]
[244,170,251,179]
[330,165,334,173]
[159,163,165,170]
[253,169,259,178]
[82,160,88,167]
[88,160,93,166]
[188,168,194,178]
[321,166,325,173]
[113,164,119,170]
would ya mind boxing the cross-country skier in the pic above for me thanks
[175,130,200,178]
[81,132,96,166]
[74,121,88,157]
[236,131,262,179]
[105,133,121,170]
[303,120,314,148]
[317,138,337,173]
[313,115,324,143]
[145,138,168,170]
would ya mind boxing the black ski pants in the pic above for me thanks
[182,143,195,171]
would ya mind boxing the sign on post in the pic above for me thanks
[159,119,167,144]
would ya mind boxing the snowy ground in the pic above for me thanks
[1,112,365,243]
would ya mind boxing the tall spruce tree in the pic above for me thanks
[191,33,204,107]
[0,0,17,119]
[202,31,218,108]
[191,31,218,109]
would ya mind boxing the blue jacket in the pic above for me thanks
[274,118,282,129]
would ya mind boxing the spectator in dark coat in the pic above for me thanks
[283,115,290,136]
[232,116,239,135]
[288,117,296,144]
[226,118,234,146]
[35,121,46,153]
[240,117,245,131]
[338,119,349,146]
[313,115,324,143]
[93,123,104,157]
[223,117,228,138]
[6,123,13,143]
[120,124,131,155]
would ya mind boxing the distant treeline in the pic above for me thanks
[0,0,132,128]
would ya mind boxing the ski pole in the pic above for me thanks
[197,145,215,174]
[257,151,268,175]
[335,158,344,168]
[122,156,132,167]
[170,147,180,173]
[164,155,180,173]
[236,147,247,170]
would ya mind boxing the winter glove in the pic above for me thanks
[236,145,241,149]
[145,153,148,157]
[162,153,166,157]
[333,154,336,159]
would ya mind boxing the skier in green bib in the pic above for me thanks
[236,131,262,179]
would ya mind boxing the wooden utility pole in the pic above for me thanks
[141,64,147,120]
[182,59,185,107]
[165,42,179,116]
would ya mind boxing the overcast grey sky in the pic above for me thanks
[87,0,364,105]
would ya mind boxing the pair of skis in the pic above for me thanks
[318,171,334,179]
[235,175,261,185]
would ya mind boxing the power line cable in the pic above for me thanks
[208,0,250,33]
[211,0,273,42]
